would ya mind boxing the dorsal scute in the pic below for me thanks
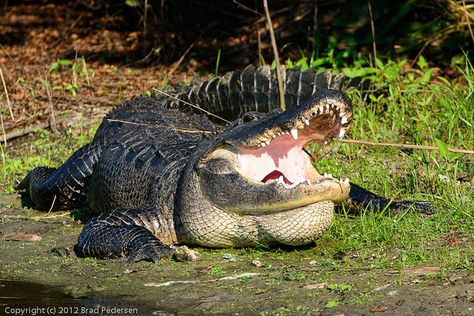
[161,66,347,124]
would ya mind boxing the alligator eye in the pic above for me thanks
[242,112,261,122]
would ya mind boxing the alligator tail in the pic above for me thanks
[16,140,104,212]
[349,183,435,214]
[170,65,346,122]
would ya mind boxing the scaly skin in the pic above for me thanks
[17,66,433,263]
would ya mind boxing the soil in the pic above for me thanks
[0,2,473,316]
[1,192,473,315]
[0,2,195,137]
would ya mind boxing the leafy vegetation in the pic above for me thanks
[309,54,473,271]
[48,57,93,96]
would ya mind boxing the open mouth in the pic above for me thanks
[237,99,352,188]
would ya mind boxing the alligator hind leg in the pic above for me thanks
[75,208,176,263]
[15,141,103,212]
[349,183,434,213]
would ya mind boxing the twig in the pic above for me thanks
[36,94,116,106]
[106,118,216,134]
[232,0,263,16]
[160,36,200,88]
[256,22,263,66]
[153,88,230,124]
[0,113,6,181]
[3,122,48,142]
[0,66,14,121]
[82,57,91,87]
[244,1,263,67]
[39,73,59,135]
[462,0,474,45]
[144,0,148,35]
[367,0,377,63]
[411,33,438,68]
[337,139,474,154]
[2,112,89,142]
[46,195,57,215]
[263,0,286,111]
[311,0,319,56]
[144,273,260,287]
[0,108,6,147]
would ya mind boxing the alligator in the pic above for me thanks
[16,65,432,262]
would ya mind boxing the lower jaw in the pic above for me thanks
[183,201,336,248]
[224,191,348,215]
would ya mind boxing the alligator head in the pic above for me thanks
[177,88,353,247]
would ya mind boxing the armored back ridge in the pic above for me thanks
[16,66,432,263]
[168,65,346,121]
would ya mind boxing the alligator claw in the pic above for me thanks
[126,243,176,263]
[172,246,201,262]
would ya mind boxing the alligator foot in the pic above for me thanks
[349,183,435,214]
[75,208,175,263]
[126,241,176,263]
[172,246,201,262]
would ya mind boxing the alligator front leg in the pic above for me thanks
[349,183,434,213]
[74,208,176,263]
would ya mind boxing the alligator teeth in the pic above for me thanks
[343,178,350,184]
[260,142,266,147]
[323,173,333,178]
[341,116,348,125]
[290,128,298,140]
[338,129,345,139]
[265,140,271,145]
[284,182,299,189]
[278,176,284,184]
[304,119,310,126]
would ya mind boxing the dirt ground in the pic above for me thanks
[0,2,196,138]
[1,190,473,315]
[1,2,473,315]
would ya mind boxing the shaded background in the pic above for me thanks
[3,0,473,67]
[0,0,472,133]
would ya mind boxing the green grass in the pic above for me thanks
[0,124,98,193]
[2,55,473,272]
[311,55,473,270]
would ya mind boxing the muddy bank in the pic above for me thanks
[1,280,157,315]
[0,194,473,315]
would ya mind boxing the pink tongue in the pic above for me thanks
[261,170,293,185]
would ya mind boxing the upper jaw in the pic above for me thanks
[230,89,352,188]
[223,88,352,149]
